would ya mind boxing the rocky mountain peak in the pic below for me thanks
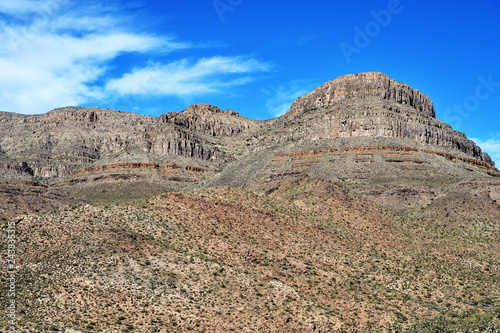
[284,72,435,121]
[158,103,258,137]
[183,103,239,116]
[0,72,497,185]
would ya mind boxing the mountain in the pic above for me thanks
[0,72,496,185]
[279,72,491,165]
[0,104,256,180]
[1,72,499,332]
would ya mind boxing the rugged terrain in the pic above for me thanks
[0,72,496,184]
[1,72,499,332]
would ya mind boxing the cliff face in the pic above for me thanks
[273,72,491,164]
[0,72,496,183]
[0,106,245,180]
[284,72,435,121]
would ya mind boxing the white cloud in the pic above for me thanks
[471,137,500,167]
[0,31,164,113]
[0,1,175,114]
[0,0,64,15]
[264,82,314,117]
[0,1,266,115]
[105,56,270,96]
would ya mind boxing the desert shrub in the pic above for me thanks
[397,307,499,332]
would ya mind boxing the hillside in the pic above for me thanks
[0,72,499,332]
[2,177,499,332]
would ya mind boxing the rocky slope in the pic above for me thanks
[1,72,500,332]
[264,73,490,165]
[0,105,260,181]
[0,72,496,185]
[1,175,498,332]
[0,183,84,222]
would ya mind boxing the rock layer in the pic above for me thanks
[0,106,239,180]
[284,72,435,121]
[272,73,492,165]
[0,72,496,183]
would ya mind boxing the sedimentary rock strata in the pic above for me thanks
[0,72,496,184]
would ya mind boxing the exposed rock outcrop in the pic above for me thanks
[271,73,493,165]
[0,106,237,180]
[0,72,496,183]
[284,72,435,121]
[274,146,498,172]
[73,163,207,175]
[159,103,259,136]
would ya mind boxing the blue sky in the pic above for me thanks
[0,0,499,164]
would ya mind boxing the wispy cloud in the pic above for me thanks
[471,136,500,167]
[106,56,270,97]
[0,0,64,15]
[0,0,268,114]
[0,1,167,114]
[264,81,315,117]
